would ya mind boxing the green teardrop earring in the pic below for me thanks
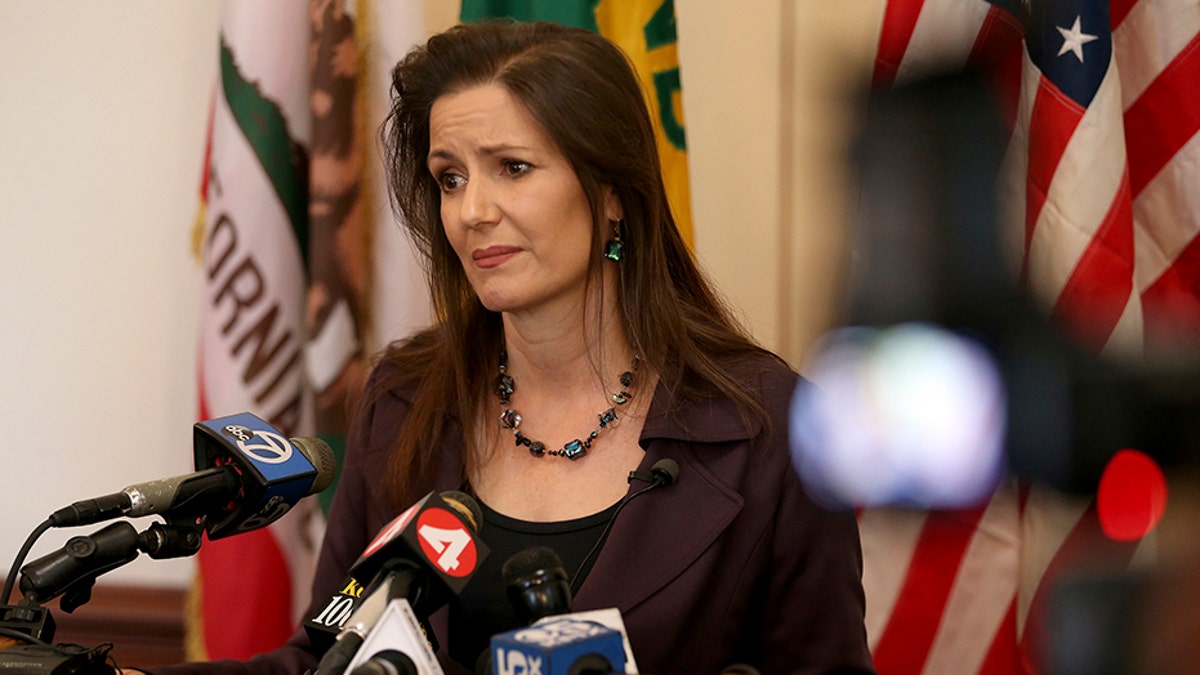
[603,221,624,262]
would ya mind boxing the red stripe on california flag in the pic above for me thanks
[1142,233,1200,349]
[198,95,215,204]
[197,356,211,422]
[1022,77,1086,274]
[195,362,296,658]
[1050,170,1135,353]
[200,531,295,659]
[967,6,1024,129]
[875,0,927,87]
[869,506,988,673]
[1124,32,1200,197]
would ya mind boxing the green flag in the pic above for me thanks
[460,0,693,243]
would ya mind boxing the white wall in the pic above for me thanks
[0,2,221,587]
[0,0,874,591]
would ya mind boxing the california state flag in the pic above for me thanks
[191,0,428,659]
[192,0,317,660]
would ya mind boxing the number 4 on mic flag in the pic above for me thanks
[353,492,487,590]
[306,491,490,651]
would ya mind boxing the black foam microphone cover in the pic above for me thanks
[650,458,680,485]
[502,546,572,625]
[628,457,681,487]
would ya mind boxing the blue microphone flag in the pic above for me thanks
[490,617,626,675]
[193,412,319,539]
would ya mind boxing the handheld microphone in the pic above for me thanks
[343,599,443,675]
[490,549,640,675]
[475,547,575,675]
[490,617,626,675]
[503,547,572,625]
[307,491,488,652]
[47,412,336,540]
[314,578,395,675]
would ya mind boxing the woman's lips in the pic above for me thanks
[472,245,521,269]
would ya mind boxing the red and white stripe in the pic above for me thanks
[1014,38,1139,356]
[861,484,1024,673]
[1116,0,1200,351]
[860,1,1198,673]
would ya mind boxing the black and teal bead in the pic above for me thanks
[562,439,586,460]
[495,351,639,459]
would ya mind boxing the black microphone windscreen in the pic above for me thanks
[501,546,565,586]
[504,546,572,625]
[650,458,681,486]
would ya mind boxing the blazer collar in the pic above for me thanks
[637,366,763,444]
[425,362,766,616]
[571,369,758,613]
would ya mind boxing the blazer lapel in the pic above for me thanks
[571,375,758,613]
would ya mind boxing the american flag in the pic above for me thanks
[861,0,1199,672]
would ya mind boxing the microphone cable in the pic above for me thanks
[2,519,52,605]
[569,458,680,594]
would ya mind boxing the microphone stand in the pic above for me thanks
[5,519,203,644]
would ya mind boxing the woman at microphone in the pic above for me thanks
[141,19,873,675]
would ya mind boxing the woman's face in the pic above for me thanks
[428,83,619,317]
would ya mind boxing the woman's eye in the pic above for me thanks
[502,160,531,176]
[437,173,465,192]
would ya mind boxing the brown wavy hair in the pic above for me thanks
[377,20,773,505]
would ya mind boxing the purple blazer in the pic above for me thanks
[149,354,874,674]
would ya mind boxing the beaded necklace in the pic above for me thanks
[494,353,640,460]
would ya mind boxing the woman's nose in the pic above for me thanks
[459,177,500,229]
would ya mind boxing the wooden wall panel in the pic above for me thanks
[2,583,186,669]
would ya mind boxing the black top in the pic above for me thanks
[447,497,621,668]
[143,353,873,675]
